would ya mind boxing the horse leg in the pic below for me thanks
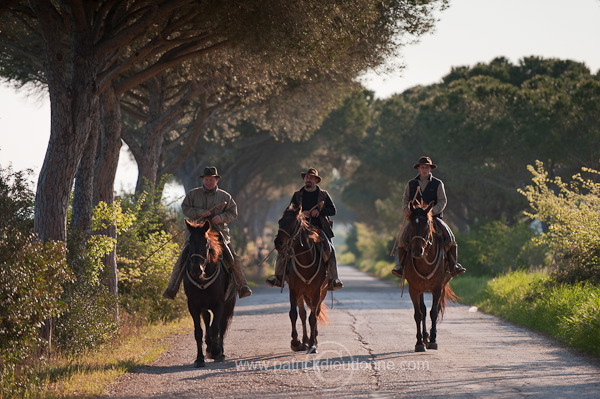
[306,299,320,354]
[202,311,213,359]
[289,291,303,351]
[427,288,442,350]
[210,303,225,362]
[420,294,429,346]
[298,297,310,350]
[409,289,426,352]
[190,307,205,367]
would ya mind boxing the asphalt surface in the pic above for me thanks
[104,265,600,398]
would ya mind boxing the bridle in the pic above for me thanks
[276,215,323,285]
[186,235,221,290]
[410,215,434,254]
[409,214,444,280]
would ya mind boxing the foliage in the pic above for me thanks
[116,191,185,323]
[340,57,600,230]
[0,166,73,396]
[344,222,394,276]
[474,271,600,358]
[456,220,548,276]
[519,162,600,283]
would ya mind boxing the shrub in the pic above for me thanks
[116,191,185,323]
[456,220,547,276]
[0,167,73,396]
[519,162,600,283]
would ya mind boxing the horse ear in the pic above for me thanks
[185,219,193,228]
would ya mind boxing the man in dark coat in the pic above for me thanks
[392,156,466,278]
[267,168,344,290]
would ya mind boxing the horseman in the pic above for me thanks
[392,156,466,278]
[266,168,344,291]
[163,166,252,300]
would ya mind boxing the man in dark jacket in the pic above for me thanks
[267,168,344,290]
[392,156,466,278]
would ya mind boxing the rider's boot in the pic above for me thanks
[266,257,286,288]
[327,251,344,291]
[229,252,252,298]
[163,244,189,300]
[446,244,466,277]
[391,245,407,278]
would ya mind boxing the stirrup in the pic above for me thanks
[266,275,284,288]
[391,265,404,278]
[327,279,344,291]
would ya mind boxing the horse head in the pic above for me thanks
[408,200,435,258]
[185,219,221,280]
[274,203,303,252]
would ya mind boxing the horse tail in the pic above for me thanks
[317,301,329,325]
[438,283,458,320]
[221,293,237,336]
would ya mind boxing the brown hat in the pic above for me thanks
[300,167,322,183]
[413,156,437,169]
[200,166,221,178]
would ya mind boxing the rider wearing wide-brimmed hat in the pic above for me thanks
[163,166,252,300]
[266,167,344,291]
[392,156,466,278]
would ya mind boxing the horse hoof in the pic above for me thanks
[213,354,225,362]
[426,342,438,350]
[291,341,305,351]
[415,345,427,352]
[193,360,206,368]
[306,346,318,354]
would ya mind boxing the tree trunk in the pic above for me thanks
[95,88,123,316]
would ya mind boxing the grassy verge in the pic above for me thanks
[451,271,600,358]
[37,317,192,398]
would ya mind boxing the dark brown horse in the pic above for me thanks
[183,219,236,367]
[274,204,328,354]
[402,200,455,352]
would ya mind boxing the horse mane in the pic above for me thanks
[297,212,320,243]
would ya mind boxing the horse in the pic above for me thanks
[182,219,236,367]
[274,204,328,354]
[402,199,456,352]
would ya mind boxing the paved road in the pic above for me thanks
[105,265,600,398]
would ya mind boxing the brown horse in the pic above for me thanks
[402,200,455,352]
[274,204,328,354]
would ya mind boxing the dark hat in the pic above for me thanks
[200,166,221,178]
[300,167,322,183]
[413,156,437,169]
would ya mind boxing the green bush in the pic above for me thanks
[0,167,73,396]
[116,191,185,323]
[519,162,600,283]
[456,220,547,276]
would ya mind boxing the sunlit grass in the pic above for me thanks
[452,271,600,358]
[40,317,192,398]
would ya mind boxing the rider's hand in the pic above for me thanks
[201,210,211,218]
[211,214,222,224]
[302,211,311,218]
[310,209,320,218]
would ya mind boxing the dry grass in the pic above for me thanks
[40,317,192,398]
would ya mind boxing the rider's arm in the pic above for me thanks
[216,194,238,224]
[321,192,336,217]
[181,189,207,220]
[433,181,447,216]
